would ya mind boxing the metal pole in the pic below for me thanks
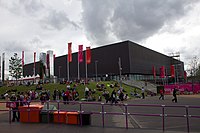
[78,58,80,80]
[95,61,98,82]
[85,52,88,83]
[174,65,177,84]
[162,105,165,132]
[79,102,82,126]
[185,106,190,133]
[101,103,105,128]
[47,100,50,123]
[118,57,122,87]
[57,100,60,122]
[67,61,70,81]
[125,104,128,129]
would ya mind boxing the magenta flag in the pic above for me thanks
[160,66,165,78]
[152,66,156,79]
[78,45,83,63]
[46,54,50,69]
[22,51,24,67]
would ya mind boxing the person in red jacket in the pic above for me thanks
[159,89,164,100]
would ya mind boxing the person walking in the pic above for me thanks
[172,88,178,103]
[10,94,19,122]
[159,89,164,100]
[141,87,145,99]
[111,89,117,104]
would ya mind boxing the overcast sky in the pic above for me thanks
[0,0,200,73]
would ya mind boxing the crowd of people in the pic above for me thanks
[2,81,182,123]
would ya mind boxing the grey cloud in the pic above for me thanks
[1,41,28,53]
[20,0,44,16]
[40,10,80,30]
[1,0,44,16]
[29,36,51,50]
[82,0,199,45]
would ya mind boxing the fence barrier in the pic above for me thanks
[1,100,200,133]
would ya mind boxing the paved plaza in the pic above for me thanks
[0,95,200,133]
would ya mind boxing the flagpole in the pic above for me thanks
[78,55,80,80]
[0,56,1,81]
[34,52,36,83]
[67,59,69,81]
[2,53,5,84]
[85,50,88,83]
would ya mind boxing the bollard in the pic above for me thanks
[101,103,105,127]
[161,105,165,132]
[124,104,128,129]
[185,106,190,133]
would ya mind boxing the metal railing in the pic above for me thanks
[1,100,200,132]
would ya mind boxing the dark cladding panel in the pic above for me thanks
[24,40,184,79]
[88,41,130,77]
[128,41,181,75]
[56,41,131,79]
[54,55,67,79]
[23,62,40,77]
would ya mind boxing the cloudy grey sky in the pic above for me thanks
[0,0,200,73]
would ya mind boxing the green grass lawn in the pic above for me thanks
[0,81,141,101]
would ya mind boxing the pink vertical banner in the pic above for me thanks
[22,51,24,67]
[46,54,50,69]
[78,45,83,63]
[152,66,156,79]
[86,47,91,64]
[170,65,175,78]
[68,42,72,63]
[160,66,165,78]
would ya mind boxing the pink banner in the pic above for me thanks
[160,66,165,78]
[164,83,200,94]
[78,45,83,63]
[22,51,24,66]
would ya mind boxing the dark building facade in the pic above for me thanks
[23,40,184,82]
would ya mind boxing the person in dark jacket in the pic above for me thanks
[172,88,178,103]
[10,94,19,122]
[111,90,117,104]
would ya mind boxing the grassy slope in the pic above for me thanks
[0,81,141,100]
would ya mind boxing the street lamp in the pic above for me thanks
[95,60,98,82]
[118,57,122,87]
[174,63,183,84]
[58,66,62,79]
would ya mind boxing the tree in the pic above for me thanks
[9,53,22,80]
[188,56,199,76]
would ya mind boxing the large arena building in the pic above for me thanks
[23,40,184,83]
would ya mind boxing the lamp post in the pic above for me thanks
[118,57,122,87]
[95,60,98,82]
[58,66,62,79]
[174,64,182,84]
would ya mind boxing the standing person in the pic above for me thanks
[111,89,117,104]
[172,88,178,103]
[85,86,89,99]
[10,94,19,122]
[64,89,70,104]
[104,90,110,103]
[159,89,164,100]
[141,87,145,99]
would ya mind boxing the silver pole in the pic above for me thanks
[78,56,80,80]
[67,61,69,81]
[118,57,122,87]
[59,66,62,80]
[85,51,88,82]
[95,60,98,81]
